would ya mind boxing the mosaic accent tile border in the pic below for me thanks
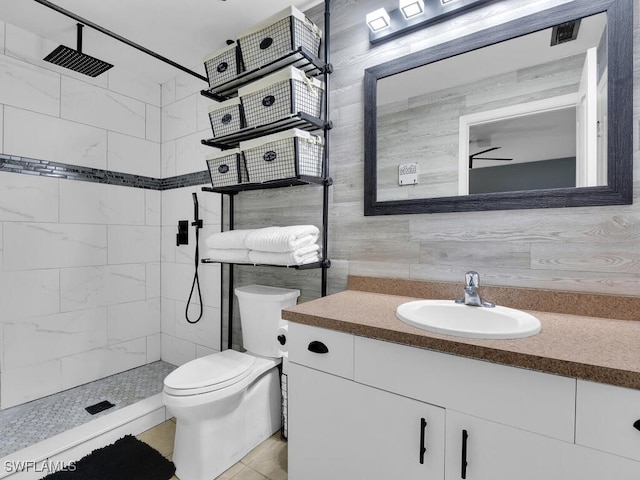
[0,154,210,191]
[162,170,210,190]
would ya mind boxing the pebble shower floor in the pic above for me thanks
[0,361,176,458]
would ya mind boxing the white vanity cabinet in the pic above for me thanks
[288,323,640,480]
[445,410,640,480]
[575,379,640,462]
[354,336,576,442]
[287,323,445,479]
[288,363,445,479]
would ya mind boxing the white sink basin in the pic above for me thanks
[396,300,541,339]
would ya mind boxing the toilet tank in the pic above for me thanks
[235,284,300,358]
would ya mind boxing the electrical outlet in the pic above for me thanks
[399,162,418,185]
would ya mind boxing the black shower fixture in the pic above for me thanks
[34,0,208,82]
[186,193,204,324]
[44,23,113,77]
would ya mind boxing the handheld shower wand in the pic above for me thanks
[192,192,203,230]
[186,192,204,324]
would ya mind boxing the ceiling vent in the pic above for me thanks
[550,19,581,46]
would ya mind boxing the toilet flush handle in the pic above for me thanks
[277,334,286,346]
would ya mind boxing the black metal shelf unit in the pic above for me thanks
[202,259,331,270]
[202,174,331,194]
[201,46,327,102]
[201,112,329,150]
[201,1,332,350]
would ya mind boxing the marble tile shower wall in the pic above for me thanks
[159,69,223,367]
[0,21,163,409]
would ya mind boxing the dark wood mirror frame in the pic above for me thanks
[364,0,632,216]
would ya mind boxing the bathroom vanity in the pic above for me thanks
[284,277,640,480]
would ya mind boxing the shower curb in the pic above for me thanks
[0,394,168,480]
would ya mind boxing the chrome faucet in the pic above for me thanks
[455,271,494,307]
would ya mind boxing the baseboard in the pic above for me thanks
[0,394,169,480]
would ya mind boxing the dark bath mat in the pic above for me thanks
[40,435,175,480]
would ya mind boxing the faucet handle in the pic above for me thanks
[465,271,479,288]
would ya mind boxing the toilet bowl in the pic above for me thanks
[163,284,300,480]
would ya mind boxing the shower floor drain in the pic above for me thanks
[85,400,115,415]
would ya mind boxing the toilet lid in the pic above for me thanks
[164,350,256,396]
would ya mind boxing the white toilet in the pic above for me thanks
[163,284,300,480]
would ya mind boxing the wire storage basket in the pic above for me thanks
[240,128,323,184]
[237,6,322,73]
[206,148,248,188]
[203,43,243,90]
[208,97,246,138]
[239,66,323,128]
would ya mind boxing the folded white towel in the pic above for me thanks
[205,229,254,250]
[245,225,320,253]
[205,248,251,264]
[248,244,321,266]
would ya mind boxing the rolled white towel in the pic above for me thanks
[248,244,321,266]
[245,225,320,253]
[205,229,255,250]
[205,248,251,264]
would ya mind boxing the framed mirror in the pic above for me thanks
[364,0,632,215]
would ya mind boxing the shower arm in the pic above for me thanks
[76,23,82,53]
[34,0,208,83]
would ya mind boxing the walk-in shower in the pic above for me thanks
[0,0,212,466]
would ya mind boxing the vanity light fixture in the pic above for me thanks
[399,0,425,19]
[368,0,498,45]
[366,8,391,32]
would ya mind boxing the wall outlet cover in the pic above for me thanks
[399,163,418,186]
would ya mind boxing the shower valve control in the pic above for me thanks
[177,220,189,246]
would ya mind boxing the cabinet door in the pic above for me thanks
[576,380,640,462]
[289,362,445,480]
[445,411,640,480]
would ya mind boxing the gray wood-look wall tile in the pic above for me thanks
[222,0,639,344]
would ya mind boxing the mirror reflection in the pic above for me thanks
[375,12,607,202]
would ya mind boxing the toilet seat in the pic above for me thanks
[164,350,256,396]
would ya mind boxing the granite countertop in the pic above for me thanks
[282,289,640,390]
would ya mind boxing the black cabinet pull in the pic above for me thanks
[419,418,427,464]
[461,429,469,479]
[634,419,640,432]
[308,340,329,354]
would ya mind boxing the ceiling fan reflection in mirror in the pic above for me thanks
[468,147,513,169]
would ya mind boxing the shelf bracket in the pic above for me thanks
[322,63,334,75]
[200,89,226,102]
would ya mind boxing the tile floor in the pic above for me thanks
[137,419,288,480]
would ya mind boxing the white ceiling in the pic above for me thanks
[0,0,323,84]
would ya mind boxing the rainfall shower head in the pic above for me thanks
[43,23,113,77]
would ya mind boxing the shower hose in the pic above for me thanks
[186,194,204,324]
